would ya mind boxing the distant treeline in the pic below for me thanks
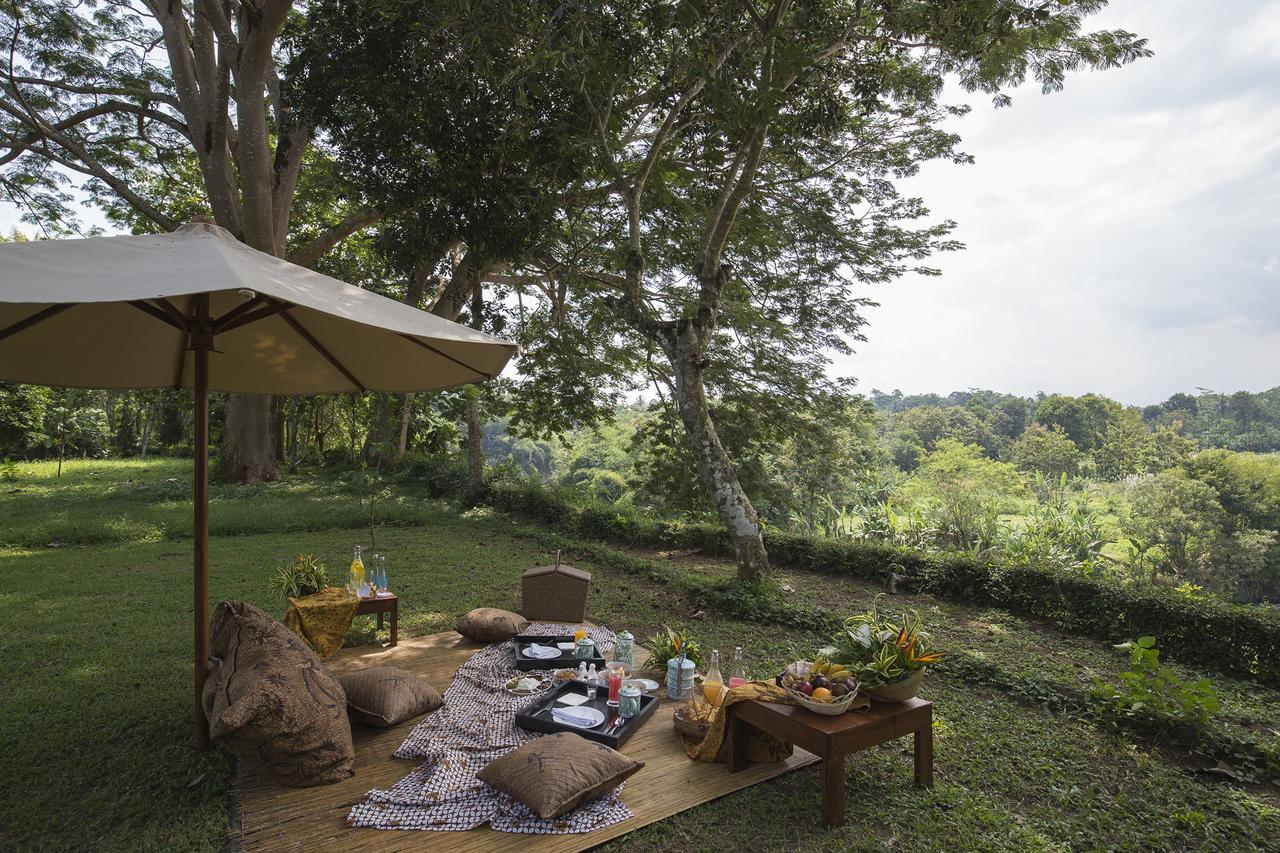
[868,387,1280,456]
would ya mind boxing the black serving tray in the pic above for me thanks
[514,679,659,748]
[513,634,606,672]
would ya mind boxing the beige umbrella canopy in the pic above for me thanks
[0,221,517,748]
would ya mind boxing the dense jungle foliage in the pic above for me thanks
[3,382,1277,605]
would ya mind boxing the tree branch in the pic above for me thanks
[0,98,178,230]
[286,207,383,266]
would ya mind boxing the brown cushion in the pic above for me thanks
[455,607,530,643]
[201,601,354,786]
[337,666,443,727]
[477,732,644,819]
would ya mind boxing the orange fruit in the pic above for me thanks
[810,687,832,700]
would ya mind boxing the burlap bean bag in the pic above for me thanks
[338,666,443,727]
[455,607,530,643]
[478,732,644,818]
[202,600,355,786]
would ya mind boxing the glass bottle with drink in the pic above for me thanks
[729,646,747,689]
[702,649,726,707]
[349,545,365,596]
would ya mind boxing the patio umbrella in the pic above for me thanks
[0,220,517,748]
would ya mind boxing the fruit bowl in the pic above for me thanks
[785,683,861,715]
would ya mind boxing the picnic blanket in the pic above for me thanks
[283,587,358,660]
[346,624,632,835]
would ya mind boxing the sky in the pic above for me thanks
[831,0,1280,406]
[4,0,1278,407]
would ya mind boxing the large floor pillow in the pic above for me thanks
[455,607,530,643]
[202,600,354,786]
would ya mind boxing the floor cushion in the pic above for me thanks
[338,666,443,727]
[477,732,644,819]
[455,607,529,643]
[202,600,355,786]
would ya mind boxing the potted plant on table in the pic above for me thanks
[268,553,331,600]
[820,594,946,702]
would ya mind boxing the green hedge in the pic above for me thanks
[475,475,1280,685]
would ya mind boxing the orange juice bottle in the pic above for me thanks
[702,649,726,706]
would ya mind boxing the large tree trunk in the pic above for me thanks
[661,325,769,582]
[223,394,279,483]
[285,396,301,471]
[466,395,484,499]
[363,394,399,465]
[139,398,157,459]
[396,393,415,458]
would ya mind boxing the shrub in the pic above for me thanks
[468,471,1280,685]
[1091,636,1219,734]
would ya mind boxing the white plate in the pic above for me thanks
[505,677,552,695]
[550,706,606,729]
[522,644,562,659]
[631,678,660,693]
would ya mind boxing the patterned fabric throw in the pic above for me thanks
[283,587,359,660]
[680,681,800,764]
[347,623,632,835]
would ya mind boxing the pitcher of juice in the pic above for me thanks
[349,545,366,596]
[702,649,726,706]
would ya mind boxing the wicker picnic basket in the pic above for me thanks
[521,550,591,623]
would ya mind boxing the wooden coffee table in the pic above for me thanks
[354,593,398,647]
[727,696,933,827]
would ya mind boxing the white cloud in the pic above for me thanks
[838,0,1280,405]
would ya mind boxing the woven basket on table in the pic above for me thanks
[785,684,862,716]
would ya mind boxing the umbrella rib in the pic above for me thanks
[278,309,367,392]
[398,333,496,380]
[210,295,266,331]
[214,299,292,334]
[129,299,189,332]
[0,303,74,343]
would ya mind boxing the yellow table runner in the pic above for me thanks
[284,587,359,660]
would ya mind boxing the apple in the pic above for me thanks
[798,681,814,696]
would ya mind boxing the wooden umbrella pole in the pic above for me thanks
[193,296,211,751]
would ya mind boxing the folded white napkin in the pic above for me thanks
[551,707,600,727]
[523,643,560,659]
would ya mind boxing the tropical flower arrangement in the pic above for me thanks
[820,594,946,691]
[643,625,703,670]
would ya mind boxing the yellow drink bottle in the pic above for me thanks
[349,545,365,594]
[702,649,726,706]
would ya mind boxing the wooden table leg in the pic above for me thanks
[914,712,934,788]
[821,757,846,827]
[377,611,384,631]
[727,708,750,773]
[389,599,398,647]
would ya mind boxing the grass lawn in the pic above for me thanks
[1,460,1277,851]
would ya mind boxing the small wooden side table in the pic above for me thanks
[354,593,398,647]
[727,696,933,827]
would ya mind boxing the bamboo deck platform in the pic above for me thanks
[228,630,818,852]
